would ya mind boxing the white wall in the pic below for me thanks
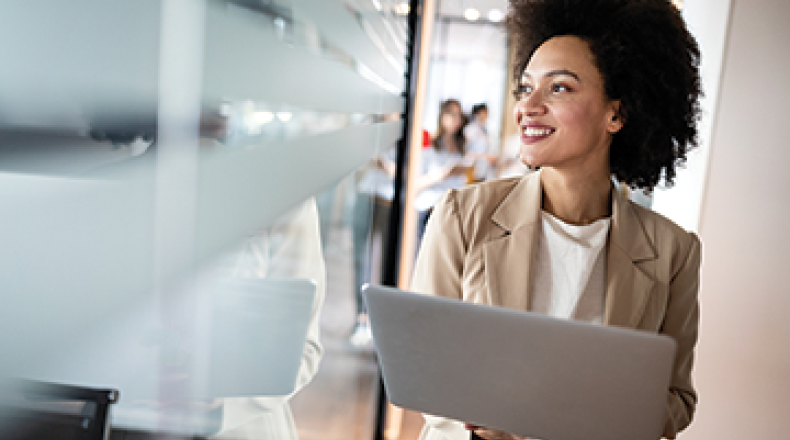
[651,0,732,231]
[682,0,790,438]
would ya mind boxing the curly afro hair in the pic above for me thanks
[506,0,702,190]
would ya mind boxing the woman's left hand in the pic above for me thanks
[465,423,536,440]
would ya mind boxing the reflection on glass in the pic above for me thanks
[0,0,409,439]
[197,199,326,439]
[293,152,395,439]
[349,148,397,346]
[220,101,367,144]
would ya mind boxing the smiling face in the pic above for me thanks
[514,35,623,174]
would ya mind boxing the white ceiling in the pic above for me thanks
[437,0,509,18]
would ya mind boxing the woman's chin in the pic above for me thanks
[519,156,543,170]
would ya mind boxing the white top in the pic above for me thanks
[530,211,611,324]
[414,147,467,212]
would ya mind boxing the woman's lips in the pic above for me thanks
[521,125,555,144]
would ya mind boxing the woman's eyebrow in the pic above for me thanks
[521,69,581,82]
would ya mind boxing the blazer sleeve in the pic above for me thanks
[661,233,702,439]
[411,190,466,301]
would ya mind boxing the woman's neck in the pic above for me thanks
[540,168,612,226]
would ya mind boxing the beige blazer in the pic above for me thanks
[411,172,701,440]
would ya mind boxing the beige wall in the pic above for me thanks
[683,0,790,438]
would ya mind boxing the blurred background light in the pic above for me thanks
[487,9,504,23]
[463,8,480,22]
[394,2,409,16]
[253,111,274,125]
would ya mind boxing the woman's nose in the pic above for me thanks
[514,92,547,123]
[524,90,548,115]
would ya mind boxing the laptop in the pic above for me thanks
[204,277,317,398]
[112,277,317,435]
[362,284,676,440]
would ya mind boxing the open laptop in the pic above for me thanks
[362,284,676,440]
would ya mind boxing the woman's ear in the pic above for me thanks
[607,101,625,134]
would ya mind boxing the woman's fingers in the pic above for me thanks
[473,428,518,440]
[464,422,537,440]
[473,428,538,440]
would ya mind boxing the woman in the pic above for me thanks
[411,1,702,440]
[414,99,472,235]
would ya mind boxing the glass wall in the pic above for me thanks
[0,1,410,439]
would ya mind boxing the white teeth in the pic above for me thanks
[523,127,553,136]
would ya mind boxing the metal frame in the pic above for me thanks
[376,0,427,439]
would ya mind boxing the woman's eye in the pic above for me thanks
[513,85,532,100]
[552,83,570,93]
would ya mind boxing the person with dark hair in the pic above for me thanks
[471,103,488,118]
[414,99,472,237]
[463,103,498,182]
[411,1,702,440]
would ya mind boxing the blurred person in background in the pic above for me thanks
[209,198,325,440]
[348,147,397,347]
[414,99,472,239]
[346,124,432,346]
[463,103,498,182]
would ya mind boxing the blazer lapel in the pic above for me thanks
[604,190,657,328]
[482,174,658,325]
[483,173,542,311]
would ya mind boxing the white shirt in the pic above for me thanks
[414,148,467,212]
[530,211,611,324]
[463,120,491,180]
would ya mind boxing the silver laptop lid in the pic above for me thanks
[363,284,676,440]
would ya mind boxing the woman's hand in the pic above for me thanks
[449,163,473,176]
[464,423,536,440]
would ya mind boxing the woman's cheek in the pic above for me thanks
[554,103,590,128]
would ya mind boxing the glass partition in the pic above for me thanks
[0,1,411,439]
